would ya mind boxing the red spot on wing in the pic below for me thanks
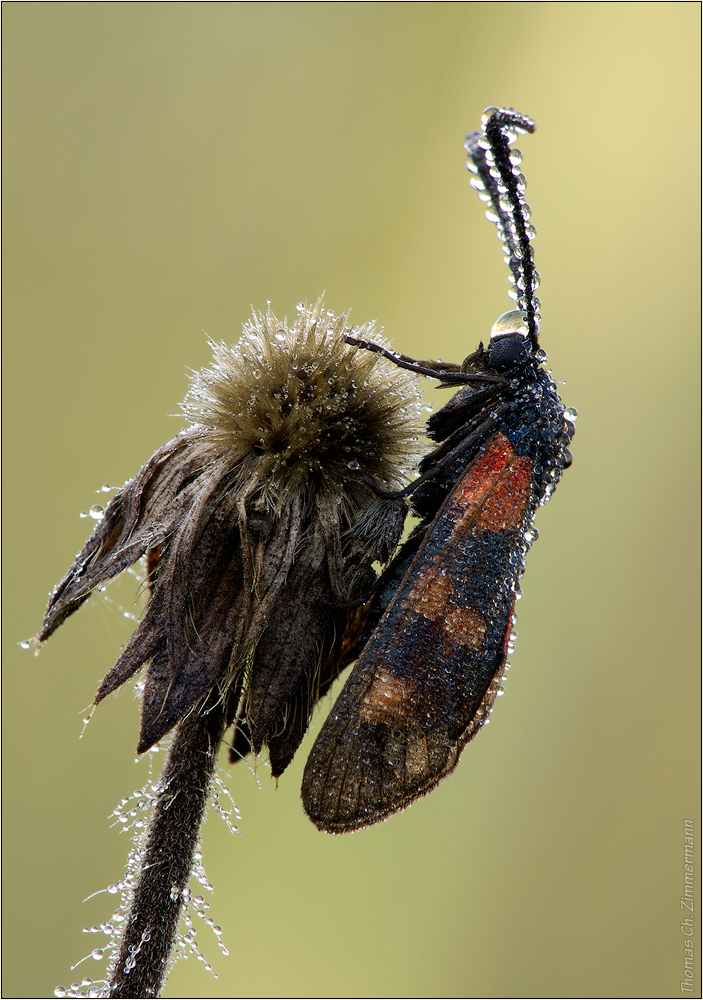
[448,432,533,533]
[475,456,532,530]
[449,433,513,511]
[394,433,532,650]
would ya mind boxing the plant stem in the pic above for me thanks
[108,690,230,999]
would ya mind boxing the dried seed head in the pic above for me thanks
[39,298,424,773]
[183,299,422,502]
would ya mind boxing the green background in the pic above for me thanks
[4,3,700,998]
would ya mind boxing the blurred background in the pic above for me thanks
[3,4,700,998]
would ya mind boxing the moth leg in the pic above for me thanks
[361,405,508,501]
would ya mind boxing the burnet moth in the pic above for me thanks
[302,107,576,833]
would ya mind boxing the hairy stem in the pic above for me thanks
[108,689,231,998]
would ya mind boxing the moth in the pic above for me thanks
[302,107,576,833]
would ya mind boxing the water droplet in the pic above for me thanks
[107,884,119,894]
[55,989,67,998]
[20,640,31,650]
[101,484,112,492]
[347,459,360,470]
[91,950,104,961]
[564,407,578,421]
[89,505,104,520]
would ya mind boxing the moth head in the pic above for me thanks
[485,309,533,373]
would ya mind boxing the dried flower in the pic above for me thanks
[39,300,422,776]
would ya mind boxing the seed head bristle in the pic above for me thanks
[183,299,423,501]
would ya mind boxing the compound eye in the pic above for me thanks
[487,333,531,372]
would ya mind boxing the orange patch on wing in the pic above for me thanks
[402,571,487,647]
[361,668,420,726]
[443,606,487,647]
[405,736,430,777]
[402,569,453,620]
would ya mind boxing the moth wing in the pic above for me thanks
[302,432,534,832]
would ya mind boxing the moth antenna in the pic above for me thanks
[465,107,540,349]
[343,334,505,386]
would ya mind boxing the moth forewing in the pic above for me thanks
[302,429,542,833]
